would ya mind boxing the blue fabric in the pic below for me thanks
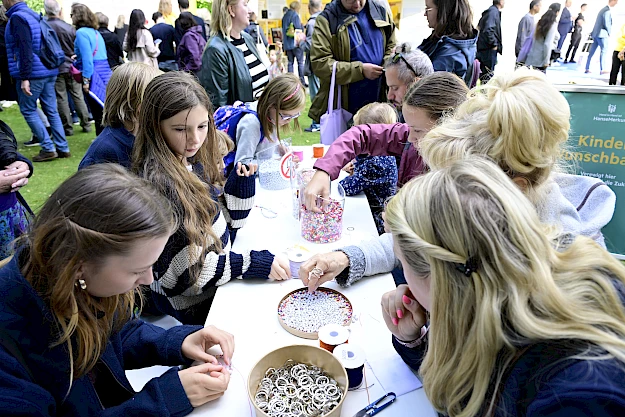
[88,59,112,106]
[0,253,203,416]
[281,9,302,51]
[79,126,135,169]
[591,6,612,39]
[340,155,397,234]
[5,2,58,80]
[586,37,608,71]
[74,27,108,79]
[418,30,478,81]
[214,101,263,176]
[15,76,69,153]
[347,7,384,115]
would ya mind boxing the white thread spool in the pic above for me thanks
[288,249,310,278]
[318,324,350,353]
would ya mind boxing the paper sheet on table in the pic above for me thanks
[367,349,423,396]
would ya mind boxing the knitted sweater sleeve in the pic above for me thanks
[334,233,398,287]
[219,168,255,242]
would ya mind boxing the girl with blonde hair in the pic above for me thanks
[0,164,235,414]
[383,157,625,417]
[420,69,615,247]
[214,73,305,175]
[79,62,161,169]
[132,72,290,325]
[158,0,178,25]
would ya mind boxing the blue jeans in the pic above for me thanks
[16,76,69,153]
[286,47,305,85]
[586,37,608,71]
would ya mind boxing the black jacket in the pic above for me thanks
[477,5,502,53]
[98,27,123,69]
[46,17,75,73]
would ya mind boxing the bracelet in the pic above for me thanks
[395,325,429,348]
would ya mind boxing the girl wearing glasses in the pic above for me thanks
[132,72,291,325]
[214,73,306,176]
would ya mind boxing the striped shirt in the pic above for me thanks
[231,37,269,99]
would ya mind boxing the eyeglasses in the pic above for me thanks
[391,53,420,78]
[280,111,301,121]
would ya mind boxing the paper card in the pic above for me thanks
[367,350,423,397]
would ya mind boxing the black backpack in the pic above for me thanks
[37,14,65,69]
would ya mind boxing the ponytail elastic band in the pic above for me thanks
[455,257,478,277]
[284,83,300,102]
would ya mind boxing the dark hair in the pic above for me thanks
[536,6,559,39]
[179,11,198,32]
[404,72,469,120]
[493,0,503,5]
[581,3,587,7]
[529,0,541,10]
[127,9,147,51]
[432,0,474,40]
[152,11,162,23]
[71,3,98,29]
[178,0,190,8]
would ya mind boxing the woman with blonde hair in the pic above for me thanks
[420,68,615,247]
[0,164,235,414]
[79,62,161,169]
[159,0,178,26]
[114,14,128,45]
[383,157,625,417]
[198,0,269,107]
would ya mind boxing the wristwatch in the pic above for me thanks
[395,325,429,348]
[83,77,90,85]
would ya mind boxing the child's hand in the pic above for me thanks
[236,162,257,177]
[342,160,355,175]
[269,254,291,281]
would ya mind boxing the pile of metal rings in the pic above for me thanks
[255,359,343,416]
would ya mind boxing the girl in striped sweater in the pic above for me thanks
[132,72,291,325]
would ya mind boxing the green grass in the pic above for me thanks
[2,96,320,212]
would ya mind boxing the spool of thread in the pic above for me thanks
[288,250,310,278]
[333,344,365,390]
[318,324,350,353]
[312,144,325,158]
[293,150,304,162]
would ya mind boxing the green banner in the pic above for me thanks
[561,88,625,257]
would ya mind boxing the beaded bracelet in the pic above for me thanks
[395,325,429,349]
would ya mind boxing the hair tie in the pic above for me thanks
[284,83,300,102]
[455,257,478,277]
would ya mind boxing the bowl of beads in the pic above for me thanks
[277,287,353,339]
[257,139,292,190]
[248,345,348,417]
[300,182,345,243]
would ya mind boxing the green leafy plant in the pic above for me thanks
[197,0,212,13]
[25,0,44,14]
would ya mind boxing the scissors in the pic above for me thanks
[353,392,397,417]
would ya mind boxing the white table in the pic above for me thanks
[127,147,436,417]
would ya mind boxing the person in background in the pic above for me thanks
[267,43,285,79]
[72,3,112,136]
[245,12,268,47]
[95,12,124,70]
[159,0,178,26]
[476,0,504,83]
[556,0,573,52]
[515,0,541,61]
[609,23,625,85]
[150,12,177,72]
[383,158,625,417]
[0,5,17,109]
[523,3,561,73]
[578,3,587,21]
[585,0,618,75]
[308,0,396,124]
[301,0,321,132]
[132,72,290,325]
[384,43,433,120]
[418,0,477,83]
[113,14,128,46]
[199,0,269,107]
[340,102,398,234]
[177,12,206,75]
[44,0,91,137]
[282,2,306,86]
[564,16,584,63]
[4,0,70,162]
[0,120,33,259]
[0,164,235,415]
[124,9,160,69]
[175,0,207,45]
[196,8,211,36]
[79,62,161,169]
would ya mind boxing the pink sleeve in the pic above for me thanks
[313,123,410,180]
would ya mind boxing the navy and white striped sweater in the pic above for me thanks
[148,165,274,325]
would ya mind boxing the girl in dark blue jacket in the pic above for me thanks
[383,158,625,417]
[0,164,234,416]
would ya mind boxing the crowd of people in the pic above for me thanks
[0,0,625,415]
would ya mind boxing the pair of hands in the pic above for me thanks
[0,161,30,193]
[362,63,384,80]
[381,284,427,342]
[179,325,235,407]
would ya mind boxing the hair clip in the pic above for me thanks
[284,83,300,101]
[455,257,478,277]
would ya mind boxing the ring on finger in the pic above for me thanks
[310,267,324,277]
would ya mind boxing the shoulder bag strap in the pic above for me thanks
[327,61,339,112]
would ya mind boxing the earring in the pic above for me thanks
[75,279,87,290]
